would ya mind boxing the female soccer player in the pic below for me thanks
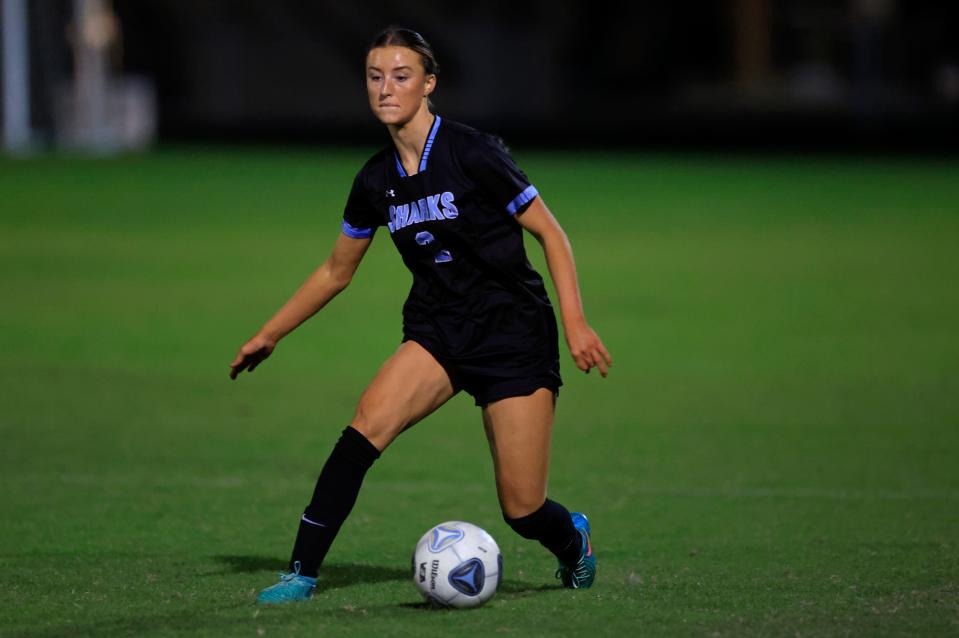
[230,27,612,604]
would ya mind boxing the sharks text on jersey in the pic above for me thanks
[388,191,458,233]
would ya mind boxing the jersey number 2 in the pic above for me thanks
[415,231,453,263]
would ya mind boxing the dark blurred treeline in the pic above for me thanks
[22,0,959,150]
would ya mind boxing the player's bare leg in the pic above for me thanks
[483,388,596,589]
[351,340,457,451]
[482,388,555,518]
[258,340,455,603]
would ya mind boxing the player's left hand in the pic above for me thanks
[565,321,612,377]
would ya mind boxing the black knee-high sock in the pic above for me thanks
[288,426,381,577]
[504,499,581,566]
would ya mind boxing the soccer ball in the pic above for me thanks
[412,521,502,608]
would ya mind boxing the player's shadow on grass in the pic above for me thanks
[497,579,558,595]
[214,555,555,603]
[213,554,408,589]
[397,579,556,610]
[214,554,282,573]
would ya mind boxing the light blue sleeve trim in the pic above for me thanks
[506,185,539,215]
[341,220,374,239]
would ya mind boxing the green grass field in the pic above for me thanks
[1,148,958,637]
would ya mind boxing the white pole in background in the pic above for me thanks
[2,0,31,153]
[74,0,112,151]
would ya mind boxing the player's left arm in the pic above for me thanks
[515,196,613,377]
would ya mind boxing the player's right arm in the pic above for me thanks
[229,233,373,379]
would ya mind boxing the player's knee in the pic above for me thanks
[349,407,385,445]
[499,492,547,521]
[351,401,406,450]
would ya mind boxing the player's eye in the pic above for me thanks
[369,75,382,81]
[396,76,408,82]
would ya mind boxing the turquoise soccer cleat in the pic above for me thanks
[556,512,596,589]
[256,561,317,604]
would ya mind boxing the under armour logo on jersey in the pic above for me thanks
[386,189,395,197]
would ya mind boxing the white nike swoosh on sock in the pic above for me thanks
[301,514,327,527]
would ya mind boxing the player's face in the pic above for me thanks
[366,46,435,126]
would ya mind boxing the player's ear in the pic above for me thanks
[424,74,436,96]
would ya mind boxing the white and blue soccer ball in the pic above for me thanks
[412,521,502,608]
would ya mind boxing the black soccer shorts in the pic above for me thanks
[404,336,562,407]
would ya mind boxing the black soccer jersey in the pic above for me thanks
[342,115,559,377]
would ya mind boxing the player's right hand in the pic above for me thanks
[229,334,276,380]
